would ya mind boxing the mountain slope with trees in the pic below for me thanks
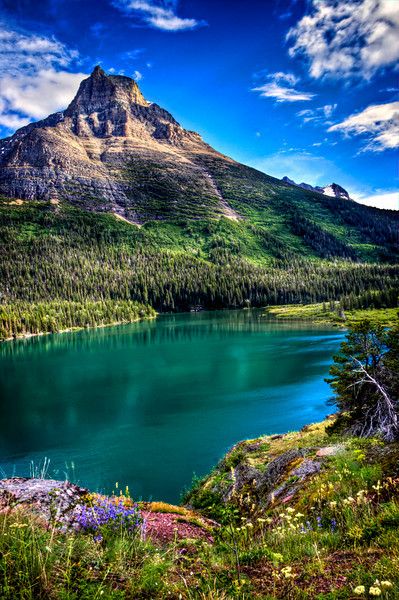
[0,68,398,337]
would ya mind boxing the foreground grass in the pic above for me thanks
[2,421,399,599]
[265,303,399,327]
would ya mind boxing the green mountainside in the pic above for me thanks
[0,68,398,338]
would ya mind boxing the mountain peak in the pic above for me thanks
[92,65,105,77]
[65,67,149,117]
[282,176,351,200]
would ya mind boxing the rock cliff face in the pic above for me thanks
[0,66,236,223]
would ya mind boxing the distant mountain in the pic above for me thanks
[0,66,239,223]
[281,176,351,200]
[0,66,398,278]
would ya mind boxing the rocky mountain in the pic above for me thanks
[0,66,398,272]
[281,176,351,200]
[0,66,238,223]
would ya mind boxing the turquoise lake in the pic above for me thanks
[0,310,345,502]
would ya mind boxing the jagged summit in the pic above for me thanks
[0,68,236,221]
[65,65,150,117]
[282,176,351,200]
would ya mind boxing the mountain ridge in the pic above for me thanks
[0,66,239,223]
[0,66,399,296]
[281,176,351,200]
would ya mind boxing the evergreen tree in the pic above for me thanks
[327,318,399,441]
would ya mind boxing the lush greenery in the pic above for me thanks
[327,319,399,441]
[265,305,399,327]
[265,288,399,327]
[2,422,399,599]
[0,300,156,341]
[1,201,398,317]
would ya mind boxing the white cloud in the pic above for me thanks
[133,70,143,81]
[0,113,30,130]
[0,24,86,132]
[297,104,337,124]
[354,191,399,210]
[0,69,86,120]
[288,0,399,80]
[328,102,399,151]
[253,72,315,102]
[114,0,205,31]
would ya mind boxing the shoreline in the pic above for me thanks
[2,314,157,344]
[264,303,398,327]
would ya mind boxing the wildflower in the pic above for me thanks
[286,507,295,513]
[369,586,382,596]
[381,581,393,589]
[281,566,294,579]
[354,585,365,595]
[295,512,304,518]
[329,501,337,508]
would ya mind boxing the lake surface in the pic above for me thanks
[0,310,344,502]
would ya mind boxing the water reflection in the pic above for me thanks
[0,310,344,501]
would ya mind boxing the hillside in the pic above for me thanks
[0,67,398,336]
[2,418,399,599]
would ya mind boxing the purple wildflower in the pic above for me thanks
[76,496,142,539]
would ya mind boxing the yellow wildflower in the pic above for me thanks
[369,586,382,596]
[381,581,393,588]
[354,585,365,595]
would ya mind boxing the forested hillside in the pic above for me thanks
[0,68,398,339]
[1,199,398,327]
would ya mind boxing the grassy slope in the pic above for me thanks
[2,419,399,599]
[198,156,399,263]
[265,303,399,327]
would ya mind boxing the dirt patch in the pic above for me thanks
[142,510,215,545]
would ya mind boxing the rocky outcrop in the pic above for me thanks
[0,67,237,222]
[0,478,87,529]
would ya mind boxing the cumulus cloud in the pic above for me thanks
[288,0,399,80]
[253,72,315,102]
[113,0,205,31]
[0,24,87,132]
[328,102,399,151]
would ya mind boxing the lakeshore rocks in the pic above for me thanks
[0,477,87,529]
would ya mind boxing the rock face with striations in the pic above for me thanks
[0,66,237,223]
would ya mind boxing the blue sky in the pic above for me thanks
[0,0,398,208]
